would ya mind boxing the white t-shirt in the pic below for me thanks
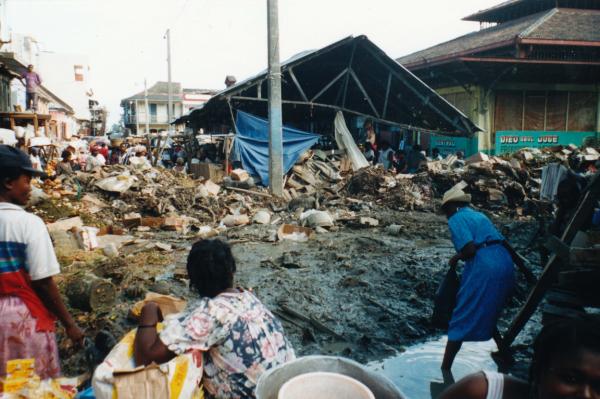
[0,202,60,281]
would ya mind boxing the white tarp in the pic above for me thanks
[334,111,369,171]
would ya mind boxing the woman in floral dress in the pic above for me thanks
[134,239,295,399]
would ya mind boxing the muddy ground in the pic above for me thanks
[57,206,542,379]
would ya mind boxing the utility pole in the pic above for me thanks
[267,0,283,196]
[144,78,150,136]
[165,29,173,135]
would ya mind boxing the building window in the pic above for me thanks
[150,103,157,123]
[74,65,84,82]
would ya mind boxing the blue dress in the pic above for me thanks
[447,207,515,342]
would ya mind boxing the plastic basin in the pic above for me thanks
[278,372,375,399]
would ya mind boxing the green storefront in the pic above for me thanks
[494,131,599,155]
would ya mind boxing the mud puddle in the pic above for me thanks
[368,337,497,399]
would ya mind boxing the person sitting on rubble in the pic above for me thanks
[134,239,296,398]
[431,147,443,161]
[56,150,74,176]
[439,317,600,399]
[439,187,524,371]
[378,141,394,171]
[407,144,427,173]
[173,157,186,173]
[393,150,408,174]
[0,145,84,379]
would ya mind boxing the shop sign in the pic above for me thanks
[430,135,478,157]
[495,131,598,155]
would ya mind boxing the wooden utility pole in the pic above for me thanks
[267,0,283,196]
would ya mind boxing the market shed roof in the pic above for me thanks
[190,35,479,137]
[463,0,600,23]
[397,8,600,69]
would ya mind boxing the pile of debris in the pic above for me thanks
[427,145,599,215]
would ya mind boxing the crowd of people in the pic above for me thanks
[361,120,460,174]
[28,139,193,177]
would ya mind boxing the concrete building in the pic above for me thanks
[37,51,94,122]
[121,82,216,135]
[397,0,600,155]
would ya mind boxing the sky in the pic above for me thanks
[4,0,500,125]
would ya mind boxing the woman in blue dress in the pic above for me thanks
[440,187,523,370]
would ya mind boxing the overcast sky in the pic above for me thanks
[5,0,499,125]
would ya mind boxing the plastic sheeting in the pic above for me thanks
[233,111,320,186]
[334,111,369,171]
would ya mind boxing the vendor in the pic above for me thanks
[134,239,295,398]
[440,187,522,370]
[56,150,74,176]
[0,145,84,379]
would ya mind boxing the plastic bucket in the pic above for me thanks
[256,356,405,399]
[278,372,374,399]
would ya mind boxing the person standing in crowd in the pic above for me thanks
[56,150,74,176]
[407,144,427,173]
[134,239,295,398]
[20,64,42,112]
[0,145,84,379]
[364,120,378,165]
[440,317,600,399]
[378,141,394,171]
[85,146,104,172]
[98,142,109,160]
[29,147,43,172]
[431,147,443,161]
[439,187,522,370]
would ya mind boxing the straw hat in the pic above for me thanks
[441,187,472,207]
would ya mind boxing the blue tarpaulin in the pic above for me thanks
[233,111,320,186]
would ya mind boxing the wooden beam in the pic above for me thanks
[349,69,380,118]
[459,56,600,67]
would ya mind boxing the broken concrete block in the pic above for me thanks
[252,211,271,225]
[154,242,173,252]
[47,216,84,233]
[300,210,334,228]
[277,224,314,242]
[465,152,489,165]
[488,188,507,203]
[221,214,250,227]
[204,180,221,196]
[123,212,142,228]
[103,243,119,258]
[162,216,184,231]
[360,217,379,227]
[231,169,250,182]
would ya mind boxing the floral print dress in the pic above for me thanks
[160,290,295,399]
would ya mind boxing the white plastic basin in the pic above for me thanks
[278,372,375,399]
